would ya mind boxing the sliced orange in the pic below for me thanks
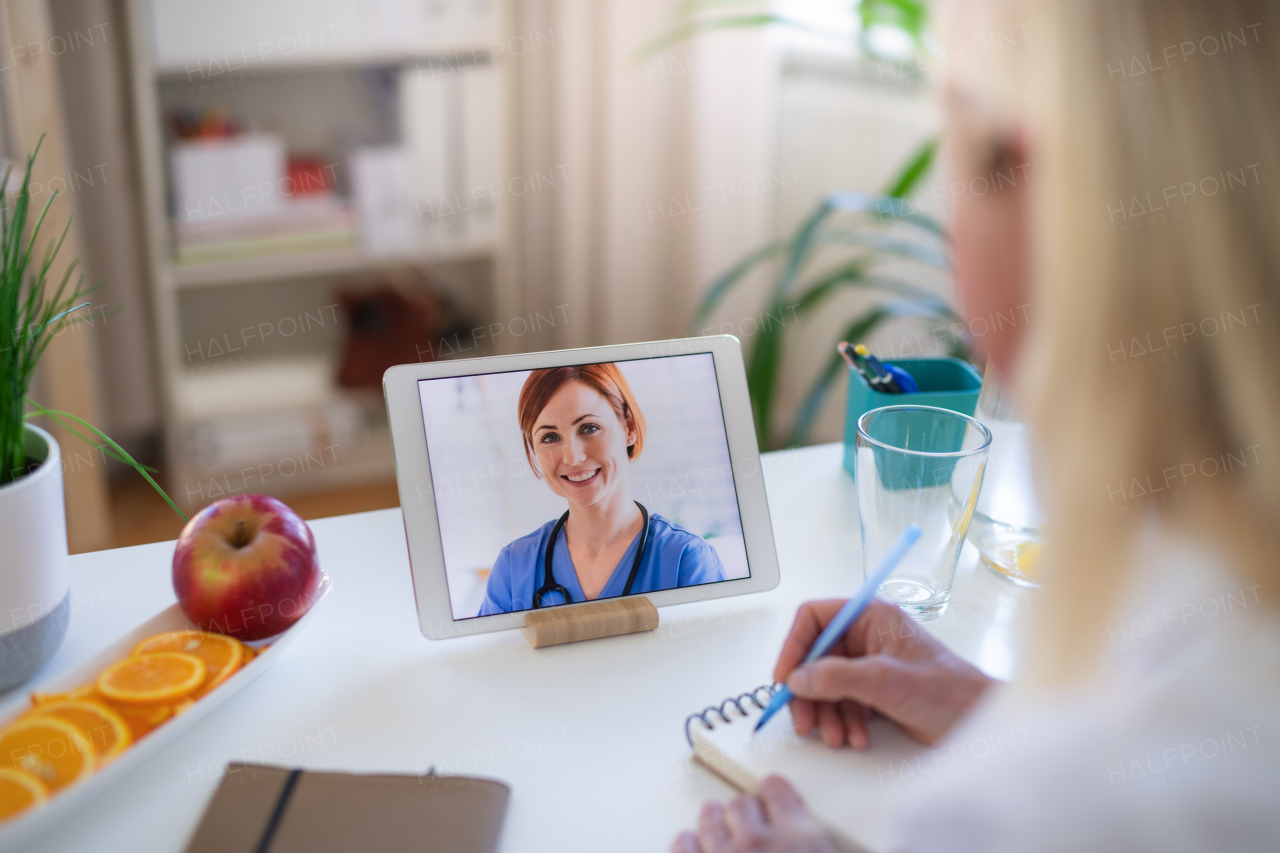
[0,767,48,821]
[133,631,244,698]
[28,700,131,763]
[96,653,206,704]
[0,717,96,793]
[29,685,95,707]
[100,700,173,741]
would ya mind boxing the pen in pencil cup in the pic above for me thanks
[754,525,923,733]
[853,344,904,394]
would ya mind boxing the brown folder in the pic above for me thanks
[183,763,510,853]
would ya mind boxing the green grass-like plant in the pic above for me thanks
[692,177,965,450]
[643,1,965,449]
[1,138,185,520]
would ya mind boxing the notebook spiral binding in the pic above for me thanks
[683,684,780,747]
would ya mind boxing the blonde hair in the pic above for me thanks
[941,0,1280,685]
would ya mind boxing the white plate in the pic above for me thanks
[0,574,331,848]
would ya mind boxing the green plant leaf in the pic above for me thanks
[692,227,949,334]
[741,198,848,446]
[692,238,788,329]
[882,137,937,198]
[859,0,927,34]
[26,401,187,522]
[787,305,893,446]
[793,267,956,319]
[744,314,785,448]
[858,0,930,61]
[773,196,838,301]
[24,407,156,473]
[25,300,89,341]
[705,190,954,449]
[3,136,184,517]
[822,231,950,270]
[826,191,947,238]
[786,299,963,445]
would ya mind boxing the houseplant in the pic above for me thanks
[643,1,968,449]
[1,139,184,691]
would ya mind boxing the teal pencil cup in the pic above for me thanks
[841,357,983,479]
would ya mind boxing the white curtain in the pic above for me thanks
[506,0,779,351]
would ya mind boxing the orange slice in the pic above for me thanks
[28,700,131,763]
[29,685,95,707]
[100,700,173,741]
[0,717,96,793]
[0,767,48,821]
[96,653,206,704]
[133,631,244,698]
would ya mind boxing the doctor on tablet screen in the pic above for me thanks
[478,363,726,616]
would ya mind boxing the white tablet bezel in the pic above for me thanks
[383,335,781,639]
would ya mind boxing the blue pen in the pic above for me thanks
[884,363,919,393]
[755,524,923,733]
[853,344,914,394]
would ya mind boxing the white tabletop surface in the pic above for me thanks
[22,443,1032,853]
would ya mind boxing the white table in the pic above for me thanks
[26,443,1031,853]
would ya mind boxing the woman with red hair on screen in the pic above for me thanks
[478,363,726,615]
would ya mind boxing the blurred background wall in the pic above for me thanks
[0,0,949,550]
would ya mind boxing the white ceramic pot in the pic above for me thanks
[0,424,71,692]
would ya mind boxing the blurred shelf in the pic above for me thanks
[175,353,357,420]
[179,421,396,508]
[172,353,395,506]
[127,0,514,505]
[170,240,496,288]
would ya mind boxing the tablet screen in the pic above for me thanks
[417,353,749,620]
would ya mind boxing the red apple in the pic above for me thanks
[172,495,321,641]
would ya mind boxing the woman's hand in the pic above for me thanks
[672,776,838,853]
[775,598,995,748]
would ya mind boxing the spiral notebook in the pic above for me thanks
[685,688,925,853]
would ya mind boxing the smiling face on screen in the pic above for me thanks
[531,380,636,508]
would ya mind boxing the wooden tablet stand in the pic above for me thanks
[522,597,659,648]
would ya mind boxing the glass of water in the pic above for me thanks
[855,405,992,620]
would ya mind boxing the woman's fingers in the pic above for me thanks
[759,775,807,824]
[697,802,733,853]
[725,793,768,844]
[789,655,903,711]
[774,599,995,749]
[790,696,817,737]
[792,695,869,748]
[790,651,995,746]
[671,831,701,853]
[839,700,869,750]
[815,700,846,747]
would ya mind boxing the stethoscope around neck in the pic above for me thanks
[533,501,650,608]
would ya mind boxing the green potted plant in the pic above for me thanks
[0,140,183,691]
[643,1,967,449]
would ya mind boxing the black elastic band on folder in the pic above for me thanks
[254,768,302,853]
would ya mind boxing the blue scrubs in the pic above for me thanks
[478,513,726,615]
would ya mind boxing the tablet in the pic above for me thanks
[384,335,781,639]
